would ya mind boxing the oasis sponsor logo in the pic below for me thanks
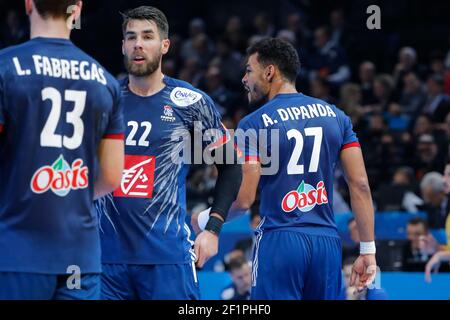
[281,181,328,213]
[170,87,202,107]
[31,155,88,196]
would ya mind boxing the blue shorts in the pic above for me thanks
[101,263,200,300]
[0,272,100,300]
[251,230,342,300]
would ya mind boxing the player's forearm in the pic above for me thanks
[349,180,375,242]
[94,177,118,200]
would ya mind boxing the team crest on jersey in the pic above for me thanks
[161,105,176,122]
[170,87,202,107]
[281,181,328,213]
[114,155,155,198]
[30,155,89,197]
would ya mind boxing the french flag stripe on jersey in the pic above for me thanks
[341,141,360,150]
[103,133,125,140]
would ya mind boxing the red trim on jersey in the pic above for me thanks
[341,141,361,150]
[207,132,230,150]
[103,133,125,140]
[0,124,3,133]
[245,155,260,163]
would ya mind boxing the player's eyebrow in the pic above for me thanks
[125,29,155,36]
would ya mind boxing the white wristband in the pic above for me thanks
[197,207,211,231]
[360,241,376,255]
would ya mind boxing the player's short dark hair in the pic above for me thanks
[228,255,249,272]
[33,0,78,19]
[408,217,428,232]
[121,6,169,39]
[246,37,300,84]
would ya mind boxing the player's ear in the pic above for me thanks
[265,65,275,82]
[72,1,83,21]
[25,0,33,16]
[122,40,125,55]
[161,38,170,55]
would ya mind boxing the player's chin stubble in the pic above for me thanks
[124,54,161,77]
[248,86,269,109]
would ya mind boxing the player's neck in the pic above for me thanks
[129,70,166,97]
[268,81,297,101]
[30,16,71,40]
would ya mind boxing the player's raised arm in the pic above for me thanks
[340,146,377,291]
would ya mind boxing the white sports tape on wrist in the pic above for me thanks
[197,207,211,231]
[360,241,376,255]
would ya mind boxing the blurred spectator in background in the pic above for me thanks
[178,57,204,87]
[329,8,354,50]
[342,218,360,261]
[210,36,243,90]
[358,61,377,105]
[413,135,444,180]
[224,16,248,54]
[308,26,350,86]
[375,166,422,212]
[203,66,238,115]
[428,51,447,77]
[420,172,448,228]
[285,12,311,50]
[339,83,363,127]
[252,12,275,38]
[384,102,410,132]
[310,78,335,104]
[400,72,427,117]
[181,18,210,62]
[402,217,440,271]
[341,256,388,300]
[425,160,450,282]
[220,256,251,300]
[367,74,394,114]
[393,47,426,99]
[445,113,450,157]
[423,74,450,123]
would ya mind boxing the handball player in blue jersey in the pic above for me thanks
[231,38,377,300]
[0,0,125,300]
[96,6,242,300]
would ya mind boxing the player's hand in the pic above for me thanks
[191,212,201,235]
[350,254,377,292]
[425,252,442,283]
[194,230,219,268]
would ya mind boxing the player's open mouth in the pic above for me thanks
[133,56,146,64]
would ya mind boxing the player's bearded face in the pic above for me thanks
[243,54,270,108]
[124,48,162,77]
[123,20,165,77]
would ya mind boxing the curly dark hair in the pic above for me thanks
[121,6,169,39]
[246,37,300,84]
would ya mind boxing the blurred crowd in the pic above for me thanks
[1,3,450,300]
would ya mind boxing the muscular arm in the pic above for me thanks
[340,146,374,242]
[94,138,124,200]
[228,161,261,220]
